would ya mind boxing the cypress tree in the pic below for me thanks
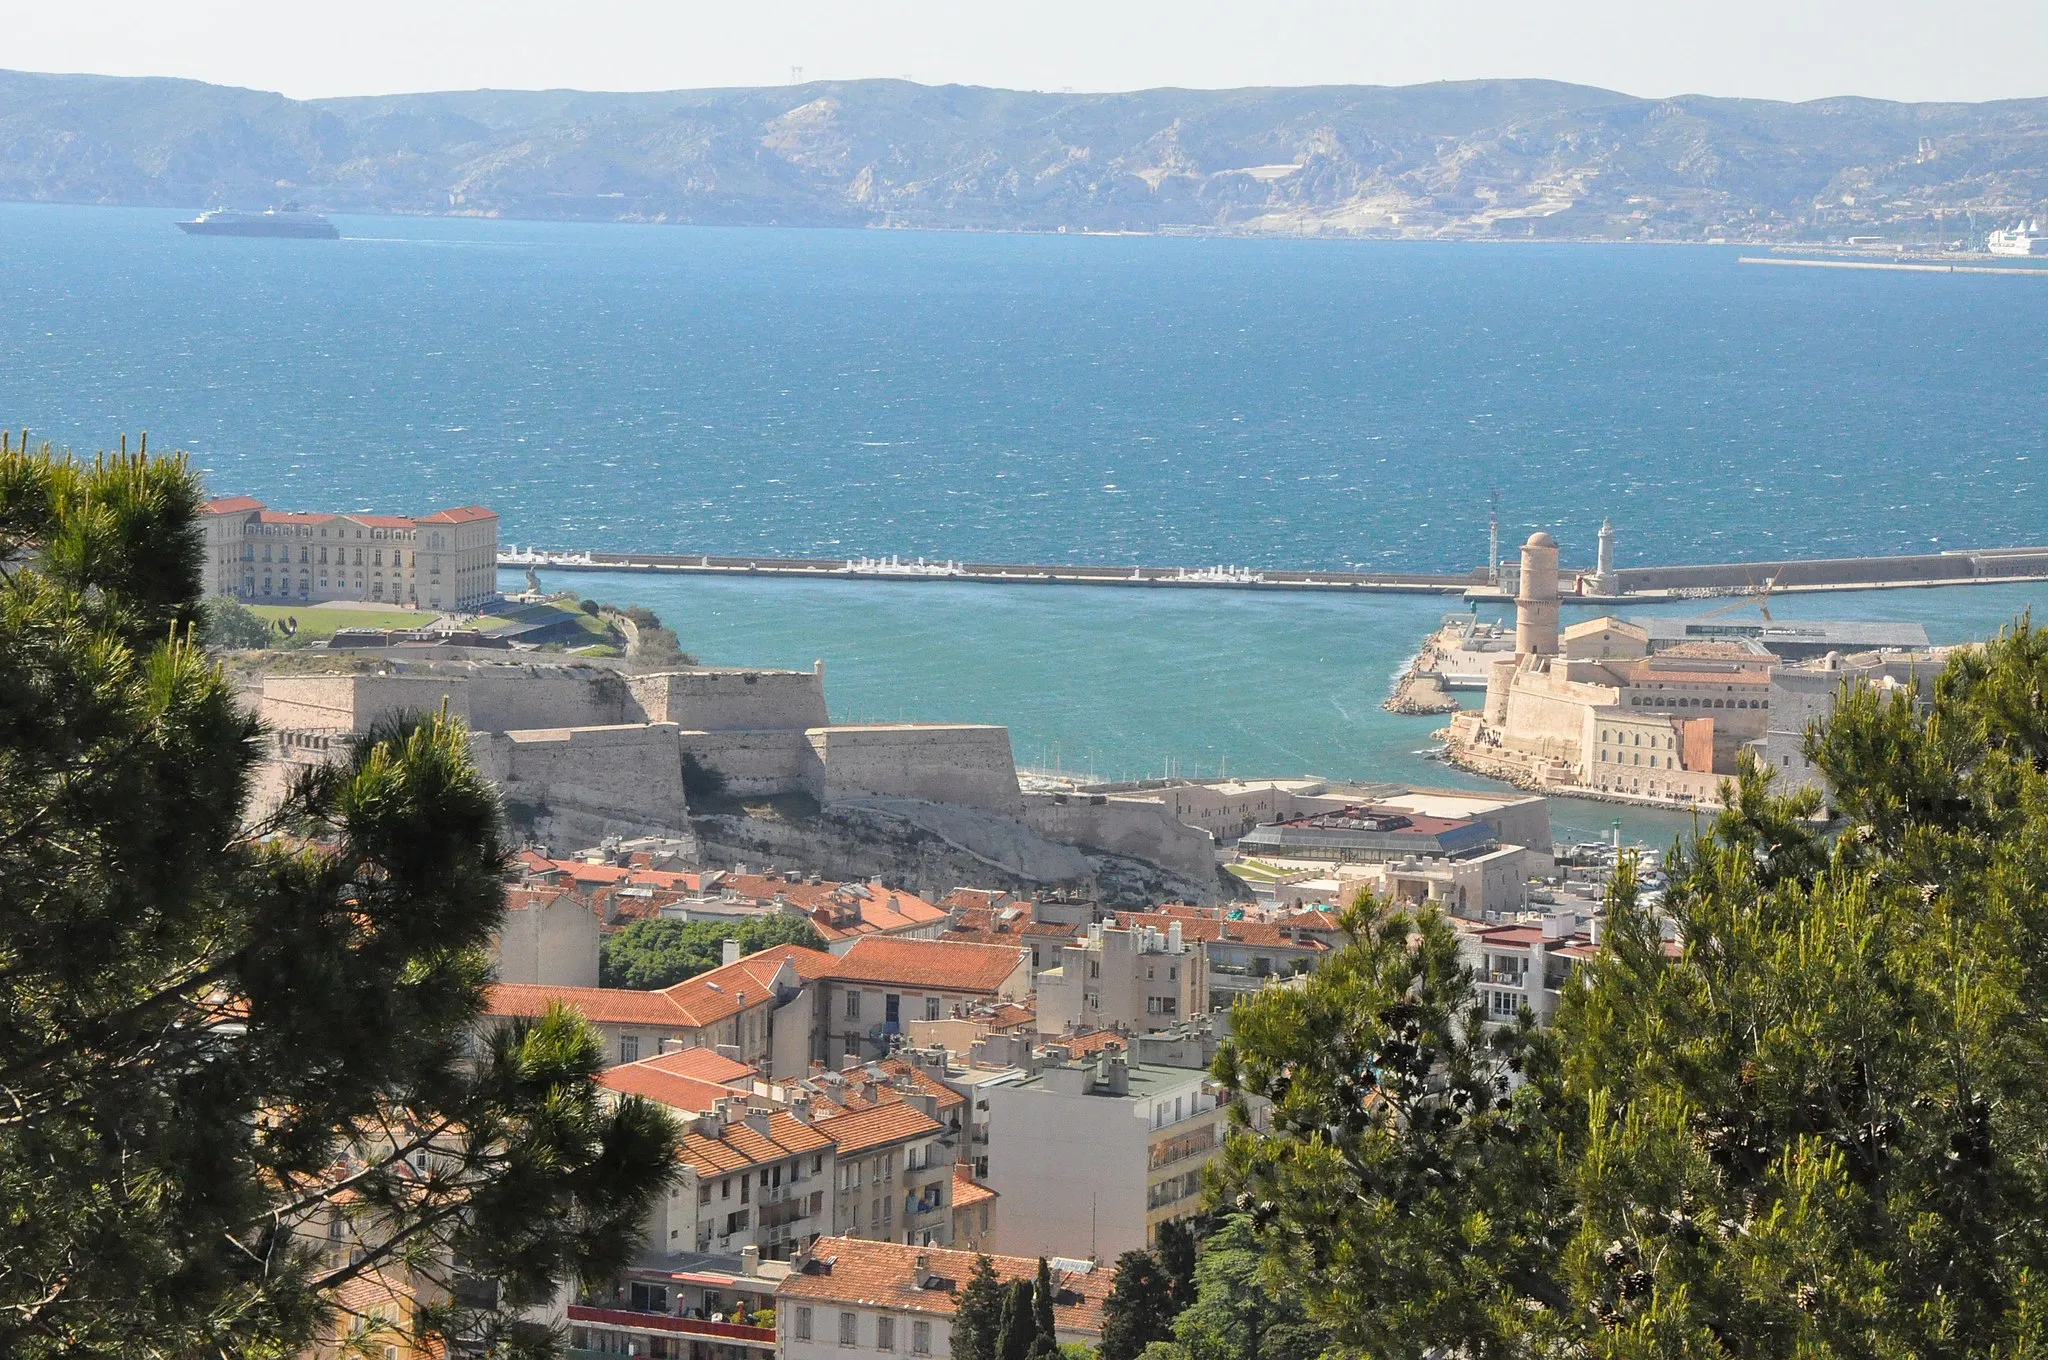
[1030,1257,1060,1358]
[951,1255,1005,1360]
[1154,1219,1199,1314]
[996,1278,1036,1360]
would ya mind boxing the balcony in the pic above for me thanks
[567,1304,776,1350]
[1483,970,1526,986]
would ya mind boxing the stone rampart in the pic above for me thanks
[258,664,642,735]
[677,729,825,799]
[1021,792,1218,884]
[630,668,829,732]
[807,724,1023,815]
[472,722,690,847]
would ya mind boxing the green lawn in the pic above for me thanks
[244,603,427,641]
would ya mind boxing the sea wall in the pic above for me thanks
[808,724,1024,814]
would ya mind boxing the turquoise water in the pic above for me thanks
[506,567,2048,846]
[3,201,2044,843]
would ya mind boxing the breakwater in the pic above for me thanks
[501,544,2048,600]
[500,550,1479,594]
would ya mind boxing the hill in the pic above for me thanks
[3,69,2045,239]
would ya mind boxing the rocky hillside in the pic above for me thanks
[4,68,2046,238]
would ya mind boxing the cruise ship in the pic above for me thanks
[1986,220,2047,257]
[176,206,339,239]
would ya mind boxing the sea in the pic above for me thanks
[4,202,2046,845]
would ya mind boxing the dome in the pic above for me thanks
[1525,531,1557,548]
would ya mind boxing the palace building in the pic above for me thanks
[200,497,499,611]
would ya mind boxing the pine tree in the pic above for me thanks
[951,1254,1006,1360]
[0,440,681,1357]
[1099,1250,1176,1360]
[1215,616,2048,1358]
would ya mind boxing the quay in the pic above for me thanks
[500,542,2048,600]
[1740,256,2048,278]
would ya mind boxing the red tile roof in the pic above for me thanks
[812,1100,944,1156]
[951,1163,998,1207]
[680,1110,833,1176]
[600,1063,744,1114]
[487,943,837,1032]
[202,495,265,514]
[417,505,498,523]
[640,1047,759,1086]
[1111,911,1329,951]
[823,938,1028,994]
[780,1239,1108,1336]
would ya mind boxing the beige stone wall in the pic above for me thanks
[473,723,691,845]
[810,724,1024,815]
[1021,794,1218,883]
[632,669,830,732]
[678,729,825,798]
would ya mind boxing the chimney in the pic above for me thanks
[745,1108,773,1137]
[722,938,742,967]
[913,1252,931,1284]
[742,1244,762,1277]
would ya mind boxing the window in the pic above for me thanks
[846,991,862,1019]
[840,1312,859,1347]
[700,1183,712,1205]
[722,1178,732,1200]
[796,1307,814,1341]
[621,1034,640,1063]
[925,997,942,1021]
[726,1209,749,1234]
[1488,990,1520,1020]
[912,1321,932,1355]
[878,1316,897,1351]
[1088,960,1100,979]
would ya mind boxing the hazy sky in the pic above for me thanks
[5,0,2044,104]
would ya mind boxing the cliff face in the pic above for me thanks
[4,69,2045,238]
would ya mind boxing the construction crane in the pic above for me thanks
[1699,571,1780,623]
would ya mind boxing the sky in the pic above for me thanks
[3,0,2044,105]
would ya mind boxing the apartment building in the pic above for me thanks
[777,1239,1109,1360]
[1459,912,1598,1027]
[818,938,1032,1065]
[814,1102,955,1247]
[1035,918,1209,1034]
[981,1041,1229,1260]
[484,941,836,1073]
[1111,909,1328,1006]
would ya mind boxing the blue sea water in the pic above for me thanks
[3,202,2045,843]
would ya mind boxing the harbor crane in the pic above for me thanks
[1698,570,1781,623]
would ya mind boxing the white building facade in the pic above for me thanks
[200,495,500,611]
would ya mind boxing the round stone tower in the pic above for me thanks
[1514,530,1560,657]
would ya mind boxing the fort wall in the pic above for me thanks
[677,729,825,798]
[472,723,690,846]
[630,669,829,732]
[808,724,1024,815]
[1021,793,1217,883]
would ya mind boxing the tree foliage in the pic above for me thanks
[1100,1249,1177,1360]
[0,439,681,1358]
[1214,618,2048,1359]
[599,914,826,989]
[952,1254,1006,1360]
[997,1278,1037,1360]
[199,594,274,648]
